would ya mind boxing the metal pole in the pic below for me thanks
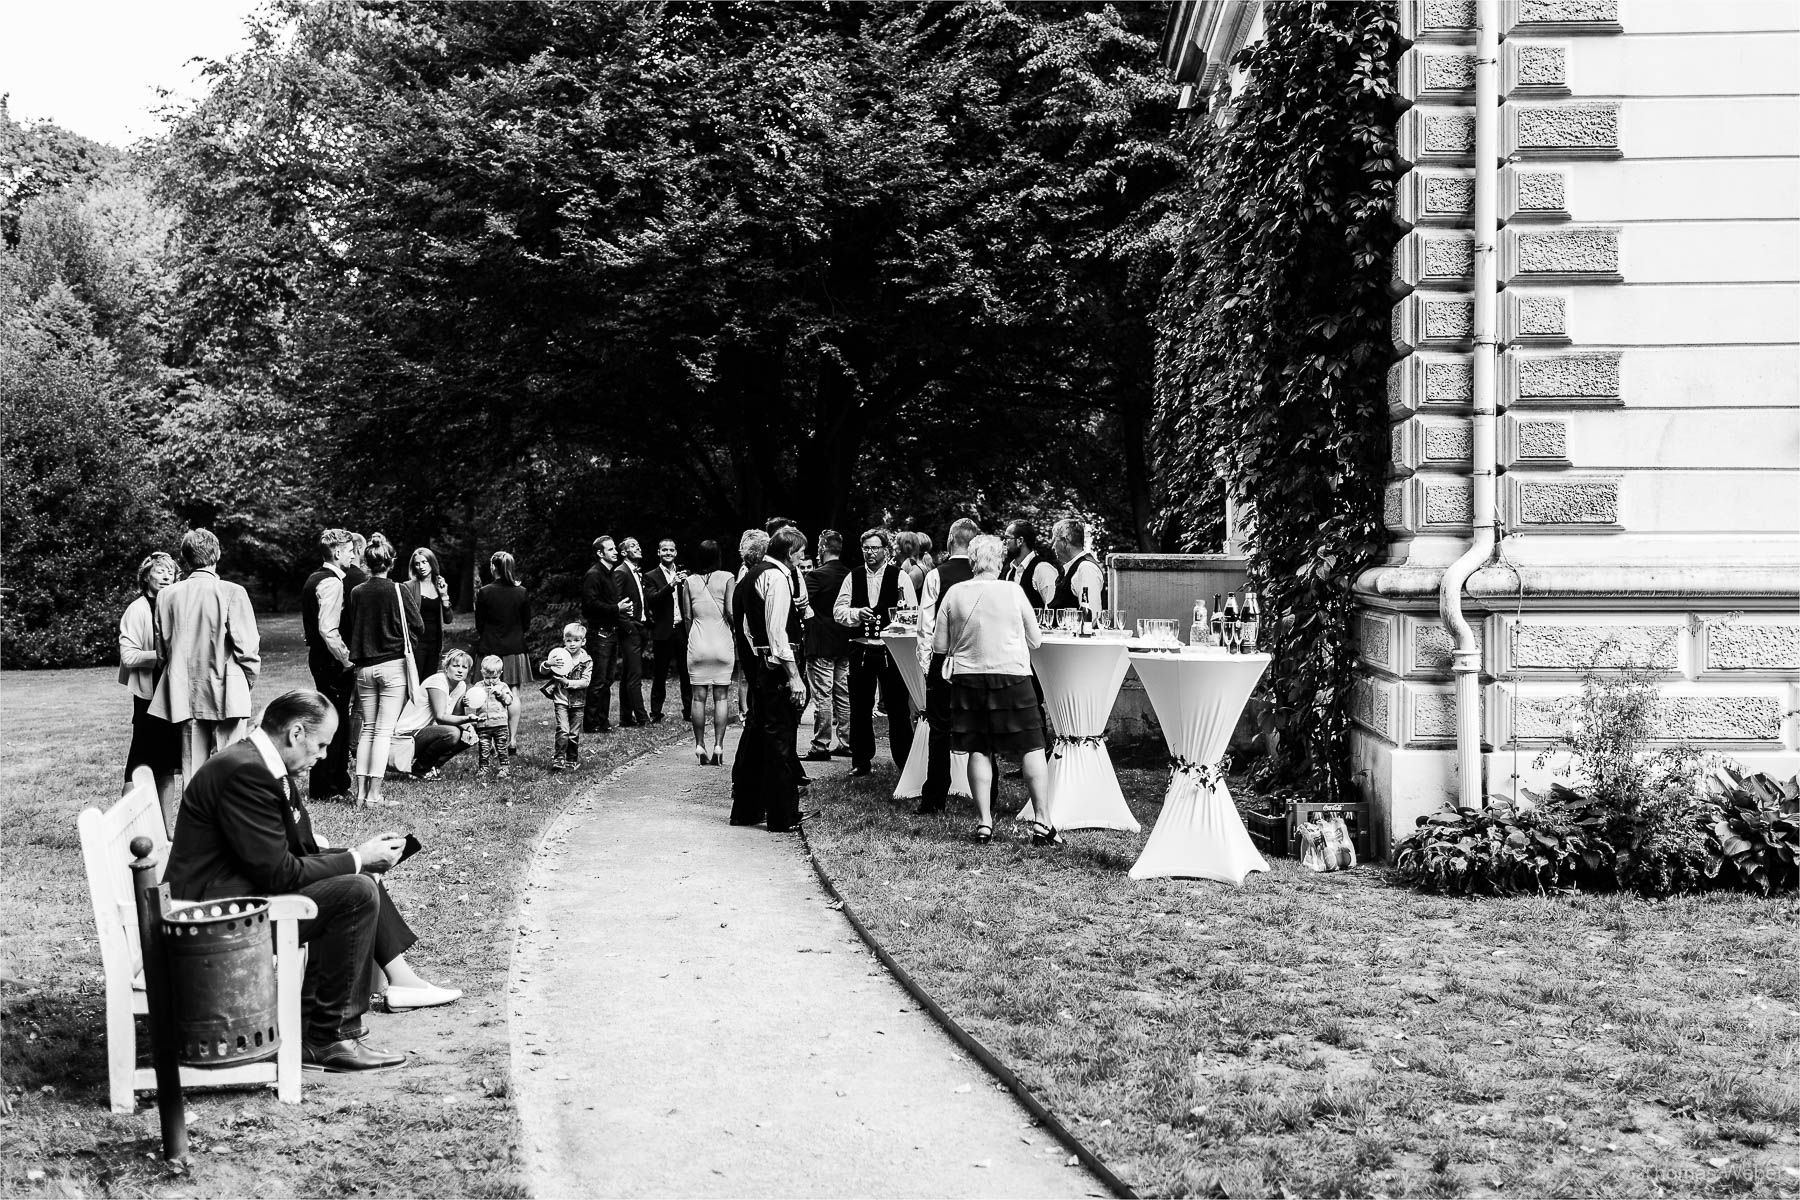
[130,835,188,1163]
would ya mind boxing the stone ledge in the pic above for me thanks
[1354,564,1800,605]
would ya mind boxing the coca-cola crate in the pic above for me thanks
[1288,801,1372,862]
[1240,805,1290,857]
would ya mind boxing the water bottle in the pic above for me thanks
[1190,598,1209,647]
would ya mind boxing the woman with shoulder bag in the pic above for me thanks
[346,533,424,809]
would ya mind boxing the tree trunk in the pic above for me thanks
[1119,397,1159,551]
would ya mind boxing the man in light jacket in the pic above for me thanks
[151,527,262,785]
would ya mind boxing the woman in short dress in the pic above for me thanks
[403,546,455,682]
[119,550,183,830]
[474,550,531,751]
[682,539,736,765]
[931,534,1054,845]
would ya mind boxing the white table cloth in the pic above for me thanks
[1126,650,1270,884]
[1017,634,1139,833]
[881,632,970,800]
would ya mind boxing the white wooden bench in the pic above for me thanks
[78,768,316,1113]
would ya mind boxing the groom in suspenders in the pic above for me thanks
[834,528,917,777]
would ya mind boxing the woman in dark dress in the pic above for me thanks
[403,546,455,682]
[474,550,531,751]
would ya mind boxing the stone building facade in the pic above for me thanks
[1163,0,1800,850]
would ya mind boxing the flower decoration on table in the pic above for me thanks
[1049,732,1109,760]
[1168,753,1230,790]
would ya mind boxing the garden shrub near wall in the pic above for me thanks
[1153,2,1400,796]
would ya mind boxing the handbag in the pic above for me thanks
[397,581,428,709]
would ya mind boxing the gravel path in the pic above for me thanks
[509,727,1104,1198]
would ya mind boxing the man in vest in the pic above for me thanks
[832,527,918,777]
[1004,519,1058,610]
[803,530,853,761]
[915,517,980,813]
[729,527,810,832]
[1049,517,1106,614]
[301,528,359,804]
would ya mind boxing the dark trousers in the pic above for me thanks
[618,624,649,724]
[294,874,379,1045]
[730,661,801,831]
[849,644,913,771]
[649,628,690,719]
[411,725,469,775]
[307,652,355,800]
[584,629,618,731]
[921,652,953,809]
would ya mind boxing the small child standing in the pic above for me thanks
[466,656,517,782]
[539,622,594,770]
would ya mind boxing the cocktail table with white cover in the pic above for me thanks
[879,632,970,800]
[1126,649,1270,883]
[1017,633,1139,833]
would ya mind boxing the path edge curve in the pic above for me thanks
[798,826,1139,1200]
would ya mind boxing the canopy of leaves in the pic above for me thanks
[1152,2,1400,795]
[152,0,1191,596]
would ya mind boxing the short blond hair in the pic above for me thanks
[480,655,505,674]
[563,621,587,639]
[968,534,1005,576]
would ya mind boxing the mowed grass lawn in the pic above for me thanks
[803,766,1800,1199]
[2,613,674,1198]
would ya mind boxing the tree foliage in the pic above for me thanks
[1152,2,1400,795]
[152,0,1190,594]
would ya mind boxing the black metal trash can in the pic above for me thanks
[159,898,280,1066]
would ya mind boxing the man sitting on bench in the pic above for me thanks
[164,690,460,1073]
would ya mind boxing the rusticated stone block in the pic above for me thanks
[1391,354,1477,416]
[1359,613,1395,671]
[1395,231,1475,292]
[1512,475,1621,527]
[1503,227,1622,283]
[1384,482,1406,532]
[1398,171,1476,229]
[1515,419,1567,460]
[1400,108,1477,166]
[1394,295,1475,352]
[1708,624,1800,672]
[1401,1,1477,42]
[1659,696,1784,742]
[1412,619,1483,673]
[1502,292,1568,345]
[1510,44,1568,95]
[1507,351,1621,405]
[1511,624,1679,671]
[1409,689,1461,741]
[1509,170,1567,219]
[1402,50,1477,103]
[1423,478,1474,526]
[1509,0,1622,35]
[1351,676,1397,742]
[1423,422,1473,463]
[1507,104,1621,160]
[1389,424,1406,476]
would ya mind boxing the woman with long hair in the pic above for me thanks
[682,539,736,764]
[345,533,425,808]
[931,534,1054,845]
[894,530,927,598]
[119,550,183,828]
[403,546,455,683]
[473,550,531,751]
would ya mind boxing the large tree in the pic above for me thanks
[154,0,1188,589]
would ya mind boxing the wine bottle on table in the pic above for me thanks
[1223,592,1240,653]
[1240,590,1260,651]
[1209,593,1224,647]
[1079,587,1095,638]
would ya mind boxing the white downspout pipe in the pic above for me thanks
[1438,3,1500,810]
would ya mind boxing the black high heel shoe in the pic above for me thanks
[1030,823,1063,847]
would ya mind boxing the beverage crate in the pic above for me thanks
[1288,801,1372,862]
[1241,806,1290,857]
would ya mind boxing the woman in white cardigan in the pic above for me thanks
[118,550,182,829]
[931,534,1056,845]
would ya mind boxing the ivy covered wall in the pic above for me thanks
[1153,2,1402,795]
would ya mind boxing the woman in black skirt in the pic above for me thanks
[930,533,1055,845]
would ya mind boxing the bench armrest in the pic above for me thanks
[267,895,319,921]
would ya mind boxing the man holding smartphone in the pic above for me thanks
[165,690,459,1073]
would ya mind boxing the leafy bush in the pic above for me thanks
[1391,797,1593,896]
[1703,767,1800,895]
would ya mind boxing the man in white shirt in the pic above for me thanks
[729,528,810,832]
[1050,518,1106,613]
[614,538,652,726]
[644,538,690,723]
[1003,519,1058,610]
[832,528,918,776]
[916,517,981,812]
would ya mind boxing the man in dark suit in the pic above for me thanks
[580,536,626,733]
[642,538,690,724]
[300,529,359,803]
[614,538,651,726]
[164,691,456,1072]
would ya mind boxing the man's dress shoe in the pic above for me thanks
[383,983,462,1010]
[302,1038,405,1072]
[803,750,834,762]
[850,765,873,777]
